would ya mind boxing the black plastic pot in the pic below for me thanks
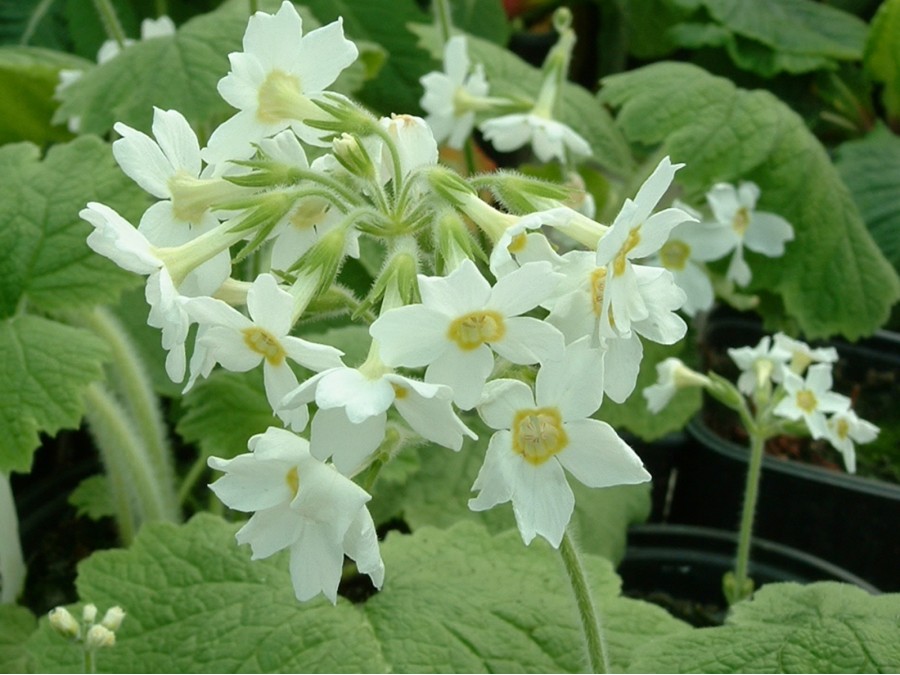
[618,524,880,625]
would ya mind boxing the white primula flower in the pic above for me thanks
[369,259,566,409]
[825,409,878,474]
[480,113,591,163]
[420,35,489,149]
[203,1,358,165]
[704,181,794,286]
[488,206,571,278]
[470,339,650,547]
[774,364,851,439]
[643,357,710,413]
[208,427,384,604]
[281,358,476,475]
[594,157,694,338]
[770,332,838,377]
[727,335,789,396]
[182,273,344,430]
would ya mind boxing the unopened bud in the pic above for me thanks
[82,603,97,624]
[49,607,80,639]
[333,133,376,180]
[101,606,126,632]
[85,624,116,650]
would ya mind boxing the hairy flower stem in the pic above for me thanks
[731,428,766,604]
[91,0,128,49]
[560,530,609,674]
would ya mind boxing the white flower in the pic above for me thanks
[470,339,650,547]
[704,181,794,286]
[594,157,694,338]
[488,206,571,278]
[728,335,788,396]
[369,259,566,409]
[771,333,838,377]
[825,409,878,474]
[281,361,476,475]
[774,364,851,439]
[480,113,591,163]
[420,35,489,149]
[203,1,358,165]
[182,273,344,430]
[643,357,710,413]
[208,427,384,603]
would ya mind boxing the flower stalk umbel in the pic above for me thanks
[49,604,125,674]
[644,335,879,604]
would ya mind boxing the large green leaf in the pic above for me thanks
[0,315,108,473]
[864,0,900,120]
[0,46,86,145]
[599,62,900,339]
[0,605,36,673]
[629,582,900,672]
[0,136,146,319]
[835,125,900,273]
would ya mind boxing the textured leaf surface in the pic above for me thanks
[865,0,900,121]
[26,514,388,673]
[0,605,36,672]
[69,474,115,520]
[0,315,108,473]
[629,582,900,673]
[0,136,145,318]
[599,62,900,338]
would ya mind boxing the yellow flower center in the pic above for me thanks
[834,417,850,440]
[732,207,750,237]
[590,267,607,317]
[256,69,318,123]
[242,327,286,365]
[285,466,299,498]
[391,383,408,400]
[512,407,568,465]
[290,199,330,230]
[507,232,528,254]
[659,240,690,271]
[447,310,505,350]
[796,389,817,413]
[613,228,641,277]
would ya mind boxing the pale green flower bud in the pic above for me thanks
[82,604,97,624]
[85,624,116,650]
[48,607,80,639]
[100,606,126,632]
[333,133,376,180]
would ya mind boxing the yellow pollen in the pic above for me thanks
[285,466,299,498]
[508,232,528,254]
[796,389,817,413]
[257,70,304,123]
[659,240,691,271]
[732,207,751,237]
[835,418,850,440]
[391,383,408,400]
[613,228,641,277]
[242,327,286,365]
[590,267,607,317]
[447,310,505,350]
[512,407,568,465]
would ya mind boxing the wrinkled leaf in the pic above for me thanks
[0,605,36,673]
[864,0,900,120]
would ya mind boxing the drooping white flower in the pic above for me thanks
[470,339,650,547]
[825,409,878,474]
[281,358,476,475]
[203,1,358,166]
[420,35,489,149]
[771,332,838,377]
[643,357,710,413]
[480,113,591,163]
[774,364,851,439]
[208,426,384,604]
[727,335,788,396]
[704,181,794,286]
[369,259,566,409]
[182,273,344,430]
[594,157,694,339]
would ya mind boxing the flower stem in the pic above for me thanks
[84,647,96,675]
[560,529,609,674]
[433,0,453,45]
[91,0,128,49]
[730,428,766,604]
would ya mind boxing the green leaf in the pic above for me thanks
[599,62,900,338]
[366,522,690,673]
[0,315,108,473]
[69,474,115,520]
[409,24,634,175]
[835,125,900,273]
[629,582,900,672]
[599,340,702,441]
[0,46,86,145]
[864,0,900,120]
[0,136,146,318]
[450,0,510,45]
[398,415,651,563]
[26,514,389,673]
[177,369,276,461]
[0,605,37,673]
[620,0,693,60]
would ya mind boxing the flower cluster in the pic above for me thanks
[77,1,727,604]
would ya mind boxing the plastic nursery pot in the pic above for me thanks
[617,524,879,626]
[623,431,688,523]
[668,314,900,592]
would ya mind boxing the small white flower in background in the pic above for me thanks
[727,335,787,396]
[369,259,566,410]
[203,1,358,165]
[774,363,851,439]
[208,427,384,603]
[825,408,878,474]
[470,339,650,547]
[377,114,439,186]
[704,181,794,287]
[182,273,344,430]
[594,157,694,339]
[281,362,476,475]
[420,35,489,149]
[771,333,838,377]
[480,113,591,163]
[643,357,711,413]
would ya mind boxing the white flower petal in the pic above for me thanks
[207,454,294,512]
[288,523,345,603]
[477,378,535,430]
[535,338,604,420]
[151,107,201,179]
[370,304,449,367]
[508,456,573,548]
[558,419,650,488]
[310,407,385,475]
[426,345,494,410]
[235,503,303,559]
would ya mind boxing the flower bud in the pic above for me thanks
[435,210,485,273]
[82,603,97,624]
[48,607,80,639]
[101,606,126,632]
[85,624,116,650]
[333,133,376,180]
